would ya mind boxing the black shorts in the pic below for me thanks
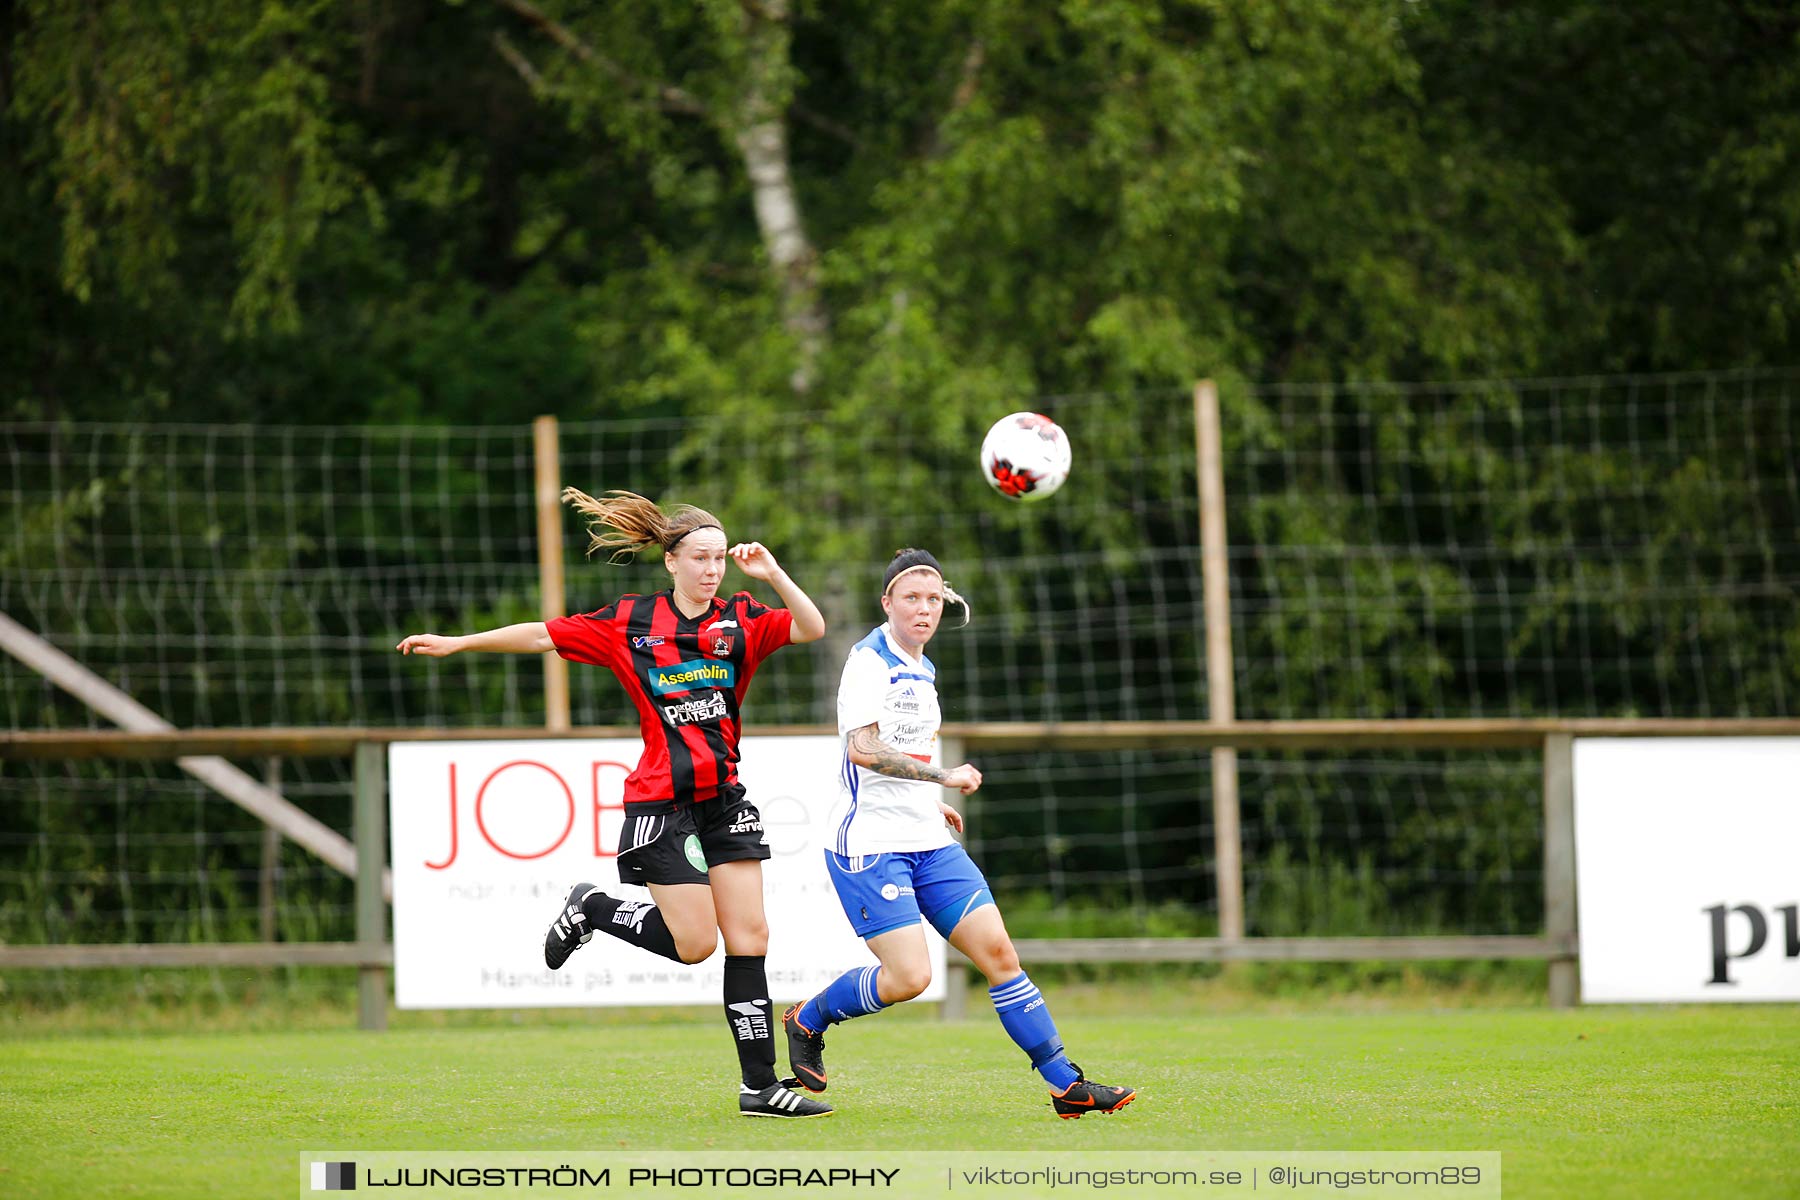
[616,786,771,886]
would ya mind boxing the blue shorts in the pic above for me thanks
[825,844,996,941]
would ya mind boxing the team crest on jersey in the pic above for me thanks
[699,620,739,659]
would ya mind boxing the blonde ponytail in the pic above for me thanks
[561,488,722,561]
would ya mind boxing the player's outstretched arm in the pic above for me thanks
[729,541,826,643]
[846,723,982,794]
[396,622,552,657]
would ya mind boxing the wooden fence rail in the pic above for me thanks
[6,719,1799,1025]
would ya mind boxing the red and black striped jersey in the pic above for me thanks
[545,590,794,809]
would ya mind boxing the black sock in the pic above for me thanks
[723,954,777,1089]
[578,888,683,963]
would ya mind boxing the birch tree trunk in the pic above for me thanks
[727,0,829,396]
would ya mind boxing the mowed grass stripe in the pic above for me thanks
[1,1006,1795,1199]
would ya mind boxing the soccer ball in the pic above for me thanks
[980,412,1071,502]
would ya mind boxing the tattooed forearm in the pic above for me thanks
[848,724,950,784]
[870,749,951,784]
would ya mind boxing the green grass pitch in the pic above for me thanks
[2,1000,1796,1198]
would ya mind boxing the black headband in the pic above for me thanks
[882,549,944,594]
[665,523,723,552]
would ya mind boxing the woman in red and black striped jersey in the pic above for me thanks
[396,488,832,1118]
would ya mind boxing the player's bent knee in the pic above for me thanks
[887,965,932,1000]
[674,935,719,964]
[974,943,1020,981]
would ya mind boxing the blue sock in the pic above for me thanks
[797,965,888,1031]
[990,972,1080,1090]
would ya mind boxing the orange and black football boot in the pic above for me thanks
[782,1004,830,1093]
[1050,1065,1137,1118]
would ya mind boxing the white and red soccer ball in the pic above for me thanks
[979,411,1071,502]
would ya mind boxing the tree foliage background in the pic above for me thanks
[7,0,1799,427]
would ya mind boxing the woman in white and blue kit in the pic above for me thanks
[781,548,1137,1119]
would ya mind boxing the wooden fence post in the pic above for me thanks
[939,732,970,1020]
[1543,733,1579,1007]
[1195,380,1245,941]
[535,415,571,731]
[354,741,390,1030]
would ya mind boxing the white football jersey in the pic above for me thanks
[827,624,953,856]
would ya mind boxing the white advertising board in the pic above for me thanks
[1574,737,1800,1003]
[387,737,944,1009]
